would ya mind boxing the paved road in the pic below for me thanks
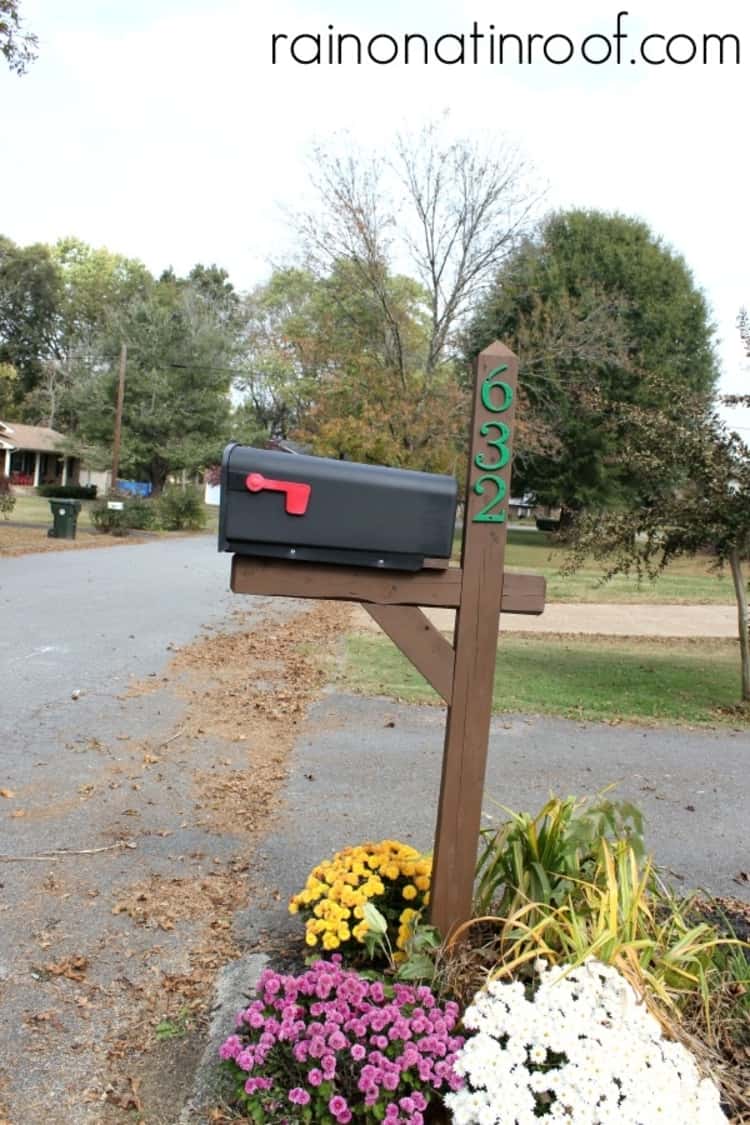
[0,536,260,1122]
[238,693,750,963]
[2,535,234,736]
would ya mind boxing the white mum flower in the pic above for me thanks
[445,959,727,1125]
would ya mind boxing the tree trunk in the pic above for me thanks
[729,548,750,703]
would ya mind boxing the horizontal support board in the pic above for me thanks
[231,556,545,615]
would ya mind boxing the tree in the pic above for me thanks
[0,236,62,411]
[297,123,539,377]
[561,396,750,704]
[0,0,37,74]
[467,210,719,515]
[0,361,17,414]
[23,238,152,429]
[70,269,236,491]
[236,262,469,475]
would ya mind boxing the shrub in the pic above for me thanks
[156,485,206,531]
[90,493,159,534]
[119,493,157,530]
[474,793,644,916]
[37,483,97,500]
[0,474,15,519]
[90,500,131,536]
[482,841,723,1009]
[219,957,463,1124]
[289,841,431,962]
[445,958,726,1124]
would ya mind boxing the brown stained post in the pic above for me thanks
[363,605,454,704]
[429,342,519,939]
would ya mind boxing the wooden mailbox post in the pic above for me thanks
[230,342,544,938]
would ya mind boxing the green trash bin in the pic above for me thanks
[48,498,81,539]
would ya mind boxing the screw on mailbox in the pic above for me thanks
[244,472,311,516]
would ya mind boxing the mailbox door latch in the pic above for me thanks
[244,472,311,516]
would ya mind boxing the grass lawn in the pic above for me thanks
[487,529,736,604]
[7,493,220,534]
[11,493,96,527]
[340,633,750,727]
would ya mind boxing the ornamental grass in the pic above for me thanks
[289,840,431,962]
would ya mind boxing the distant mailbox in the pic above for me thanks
[218,443,458,571]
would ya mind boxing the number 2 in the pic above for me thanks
[472,474,507,523]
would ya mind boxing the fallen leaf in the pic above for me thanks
[45,955,89,982]
[10,809,26,818]
[0,788,15,799]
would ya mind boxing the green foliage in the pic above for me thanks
[442,795,746,1026]
[89,494,157,534]
[467,209,719,514]
[0,360,17,414]
[68,269,235,491]
[239,264,469,475]
[0,473,15,518]
[480,840,730,1017]
[37,483,96,500]
[0,0,37,74]
[0,236,61,409]
[155,1007,192,1041]
[475,793,644,917]
[89,500,131,536]
[117,493,157,530]
[360,902,441,983]
[560,399,750,700]
[156,485,206,531]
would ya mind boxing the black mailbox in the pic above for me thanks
[219,443,458,571]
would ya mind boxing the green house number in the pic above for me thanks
[472,364,513,524]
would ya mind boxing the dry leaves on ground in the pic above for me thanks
[0,526,148,557]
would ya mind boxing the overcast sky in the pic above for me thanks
[2,0,748,426]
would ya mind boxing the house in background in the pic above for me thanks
[0,421,81,488]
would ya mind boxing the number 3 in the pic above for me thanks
[474,421,510,472]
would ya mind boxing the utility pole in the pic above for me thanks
[111,342,127,492]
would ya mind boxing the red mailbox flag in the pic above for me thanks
[244,472,311,516]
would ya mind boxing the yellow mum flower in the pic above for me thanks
[305,932,318,947]
[402,884,418,900]
[289,902,299,915]
[322,932,340,951]
[415,876,430,892]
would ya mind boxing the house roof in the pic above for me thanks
[0,421,67,453]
